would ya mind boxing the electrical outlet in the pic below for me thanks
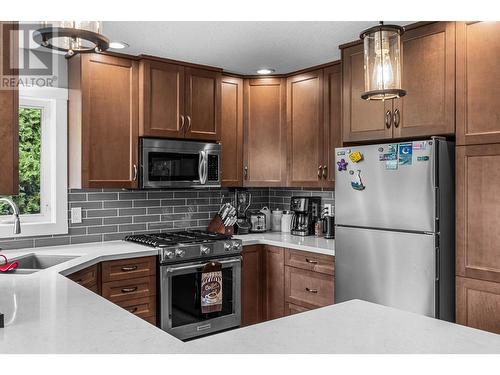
[71,207,82,224]
[324,203,333,216]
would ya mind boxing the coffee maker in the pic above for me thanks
[290,196,321,236]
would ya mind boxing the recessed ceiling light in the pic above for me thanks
[109,41,129,49]
[257,68,275,75]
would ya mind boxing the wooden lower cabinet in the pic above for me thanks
[456,276,500,334]
[241,245,334,326]
[66,256,157,325]
[285,302,310,316]
[241,245,264,326]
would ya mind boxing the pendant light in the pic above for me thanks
[33,21,109,58]
[360,21,406,100]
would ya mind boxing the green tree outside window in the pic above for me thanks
[0,107,41,216]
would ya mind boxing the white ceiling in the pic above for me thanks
[103,21,410,75]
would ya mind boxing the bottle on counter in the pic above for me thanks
[314,218,323,237]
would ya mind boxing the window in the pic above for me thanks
[0,87,68,237]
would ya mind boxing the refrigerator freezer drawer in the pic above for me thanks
[335,226,437,317]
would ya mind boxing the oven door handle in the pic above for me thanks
[164,257,241,274]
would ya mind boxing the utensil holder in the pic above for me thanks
[207,214,234,236]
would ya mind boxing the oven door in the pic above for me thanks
[160,256,241,340]
[140,138,220,189]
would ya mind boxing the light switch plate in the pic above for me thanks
[71,207,82,224]
[323,203,333,216]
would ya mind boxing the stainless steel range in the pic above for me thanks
[125,230,242,341]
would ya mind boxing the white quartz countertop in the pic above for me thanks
[1,240,499,353]
[234,232,335,256]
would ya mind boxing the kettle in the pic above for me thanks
[323,215,335,239]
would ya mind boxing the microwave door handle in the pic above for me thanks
[199,150,208,185]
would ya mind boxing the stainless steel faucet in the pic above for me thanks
[0,197,21,234]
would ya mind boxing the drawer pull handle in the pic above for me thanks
[128,307,138,313]
[121,265,138,272]
[305,258,318,264]
[305,287,318,294]
[121,286,138,293]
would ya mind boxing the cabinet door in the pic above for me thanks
[263,245,285,320]
[456,22,500,145]
[286,70,324,187]
[456,276,500,334]
[456,145,500,283]
[139,60,185,138]
[394,22,455,139]
[0,22,18,195]
[184,67,221,141]
[342,43,391,143]
[81,54,139,188]
[323,63,342,186]
[241,245,263,326]
[221,76,243,187]
[243,78,287,187]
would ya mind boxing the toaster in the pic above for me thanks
[248,212,267,233]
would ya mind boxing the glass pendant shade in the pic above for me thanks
[33,21,109,57]
[360,23,406,100]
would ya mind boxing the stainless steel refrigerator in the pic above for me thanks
[334,138,454,321]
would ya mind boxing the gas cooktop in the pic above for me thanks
[124,230,242,263]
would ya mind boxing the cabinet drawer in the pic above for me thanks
[285,302,310,316]
[115,296,156,320]
[285,266,334,309]
[101,256,156,283]
[67,264,99,290]
[102,276,156,303]
[285,249,334,275]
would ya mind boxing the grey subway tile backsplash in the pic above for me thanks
[0,186,334,250]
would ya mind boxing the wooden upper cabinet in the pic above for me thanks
[221,76,243,187]
[456,276,500,334]
[456,144,500,284]
[286,70,324,187]
[139,60,185,138]
[456,21,500,145]
[323,63,342,185]
[0,22,18,195]
[243,78,286,187]
[69,53,139,189]
[394,22,455,138]
[342,43,390,143]
[184,67,221,141]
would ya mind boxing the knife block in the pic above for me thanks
[207,214,234,236]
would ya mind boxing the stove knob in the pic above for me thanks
[164,250,174,259]
[224,242,232,251]
[200,246,210,255]
[232,241,242,251]
[175,248,186,258]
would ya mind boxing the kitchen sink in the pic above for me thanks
[1,254,79,274]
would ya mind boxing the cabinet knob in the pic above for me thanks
[244,166,248,179]
[385,110,392,129]
[180,115,185,131]
[132,164,138,181]
[322,166,327,179]
[186,115,192,131]
[318,165,322,178]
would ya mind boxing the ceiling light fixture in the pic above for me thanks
[360,21,406,100]
[257,68,275,75]
[109,41,129,49]
[33,21,109,58]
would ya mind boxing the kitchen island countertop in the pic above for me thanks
[1,240,500,353]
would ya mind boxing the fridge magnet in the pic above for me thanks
[349,170,354,175]
[417,156,430,162]
[349,151,363,163]
[350,170,365,191]
[413,141,426,150]
[378,147,384,152]
[398,142,413,166]
[385,160,398,170]
[337,158,348,171]
[387,144,397,153]
[336,150,346,156]
[379,153,397,161]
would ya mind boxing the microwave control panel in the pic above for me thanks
[207,155,219,181]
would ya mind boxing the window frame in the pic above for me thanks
[0,87,68,238]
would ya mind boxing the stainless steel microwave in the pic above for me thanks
[140,138,221,189]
